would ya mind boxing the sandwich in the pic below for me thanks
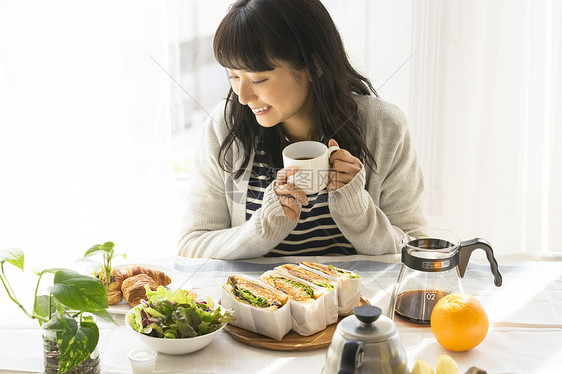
[259,272,322,302]
[223,275,288,311]
[275,264,337,291]
[301,261,361,316]
[300,261,361,279]
[275,264,339,325]
[260,270,327,336]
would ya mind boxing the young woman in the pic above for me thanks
[178,0,426,259]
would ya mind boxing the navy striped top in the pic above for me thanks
[246,148,356,256]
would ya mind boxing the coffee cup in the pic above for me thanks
[282,141,339,195]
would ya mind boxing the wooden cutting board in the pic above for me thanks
[223,297,369,351]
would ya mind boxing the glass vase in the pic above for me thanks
[43,329,101,374]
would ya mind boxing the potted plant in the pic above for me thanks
[0,247,114,373]
[82,241,126,292]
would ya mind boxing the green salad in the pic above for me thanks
[127,285,233,339]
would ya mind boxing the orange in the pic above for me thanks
[430,293,488,351]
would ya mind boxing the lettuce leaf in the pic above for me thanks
[127,285,233,339]
[328,265,361,279]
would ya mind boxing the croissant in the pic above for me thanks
[124,265,171,287]
[96,268,125,292]
[107,289,123,305]
[121,274,158,306]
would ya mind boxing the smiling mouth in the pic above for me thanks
[251,105,271,114]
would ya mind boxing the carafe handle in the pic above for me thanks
[458,238,502,286]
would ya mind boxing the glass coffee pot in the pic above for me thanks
[390,228,502,324]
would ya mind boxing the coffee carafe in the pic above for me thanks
[390,228,502,324]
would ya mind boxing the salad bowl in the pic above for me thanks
[125,285,233,355]
[125,318,226,355]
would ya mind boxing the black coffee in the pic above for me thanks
[293,157,313,160]
[394,289,451,324]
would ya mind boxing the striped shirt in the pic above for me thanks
[246,149,356,256]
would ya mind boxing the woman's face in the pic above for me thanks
[227,60,314,136]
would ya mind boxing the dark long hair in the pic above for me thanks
[213,0,378,179]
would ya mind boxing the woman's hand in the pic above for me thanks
[274,167,308,221]
[327,139,362,192]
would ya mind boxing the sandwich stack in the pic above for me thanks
[221,261,362,340]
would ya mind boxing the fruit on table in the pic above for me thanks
[411,358,434,374]
[435,354,461,374]
[411,355,487,374]
[430,293,489,351]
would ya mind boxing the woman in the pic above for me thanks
[178,0,426,259]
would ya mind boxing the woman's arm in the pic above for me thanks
[177,109,297,260]
[330,99,426,255]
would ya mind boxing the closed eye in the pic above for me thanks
[251,79,267,85]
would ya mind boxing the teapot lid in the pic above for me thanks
[338,305,397,342]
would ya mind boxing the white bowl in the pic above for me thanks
[125,317,226,355]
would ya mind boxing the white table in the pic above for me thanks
[1,253,561,373]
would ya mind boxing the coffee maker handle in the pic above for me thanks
[338,340,365,374]
[459,238,502,286]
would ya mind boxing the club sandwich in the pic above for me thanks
[259,272,322,302]
[275,264,336,291]
[223,275,288,311]
[301,261,361,279]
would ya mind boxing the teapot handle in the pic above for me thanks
[458,238,502,286]
[338,340,365,374]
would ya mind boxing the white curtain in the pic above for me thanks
[2,0,559,264]
[409,0,562,254]
[0,1,177,266]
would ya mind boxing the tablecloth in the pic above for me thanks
[1,253,561,373]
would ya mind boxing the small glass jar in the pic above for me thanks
[43,329,101,374]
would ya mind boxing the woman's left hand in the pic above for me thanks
[327,139,362,192]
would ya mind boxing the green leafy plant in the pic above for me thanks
[0,248,114,373]
[83,241,126,291]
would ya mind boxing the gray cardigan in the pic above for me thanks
[177,95,426,259]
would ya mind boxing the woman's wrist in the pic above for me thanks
[328,165,370,215]
[258,183,299,237]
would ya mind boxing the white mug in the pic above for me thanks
[282,141,340,195]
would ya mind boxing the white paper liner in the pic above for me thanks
[300,264,361,315]
[321,287,338,325]
[221,275,292,341]
[273,266,339,325]
[289,295,326,336]
[260,270,327,336]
